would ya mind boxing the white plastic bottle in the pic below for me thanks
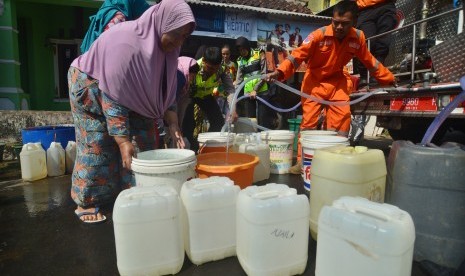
[20,142,47,181]
[65,141,76,174]
[47,142,65,177]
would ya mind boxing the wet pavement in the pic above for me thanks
[0,137,433,275]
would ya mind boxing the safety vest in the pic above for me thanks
[237,49,268,94]
[192,58,223,99]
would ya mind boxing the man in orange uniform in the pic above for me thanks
[266,1,395,173]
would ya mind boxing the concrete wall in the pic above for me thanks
[0,110,73,144]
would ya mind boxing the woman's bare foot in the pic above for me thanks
[75,206,106,223]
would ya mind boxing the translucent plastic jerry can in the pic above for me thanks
[236,183,309,276]
[316,197,415,276]
[20,142,47,181]
[238,142,270,183]
[309,146,386,240]
[47,142,65,177]
[180,176,240,265]
[113,185,184,276]
[65,141,76,174]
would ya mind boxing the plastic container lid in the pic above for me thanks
[132,149,196,166]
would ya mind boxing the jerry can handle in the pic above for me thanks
[252,190,279,199]
[352,205,391,222]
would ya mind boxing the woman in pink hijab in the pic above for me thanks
[68,0,195,223]
[176,57,199,128]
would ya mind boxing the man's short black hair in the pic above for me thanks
[333,1,358,18]
[203,47,222,65]
[189,63,200,74]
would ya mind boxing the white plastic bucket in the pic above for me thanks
[131,149,197,193]
[197,132,235,154]
[300,136,349,191]
[260,130,295,174]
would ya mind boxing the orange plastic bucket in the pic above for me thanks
[196,152,259,189]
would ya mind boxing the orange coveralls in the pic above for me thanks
[277,24,394,160]
[356,0,390,9]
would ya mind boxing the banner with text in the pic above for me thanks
[192,9,257,41]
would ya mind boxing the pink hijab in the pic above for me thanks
[177,56,197,97]
[71,0,195,119]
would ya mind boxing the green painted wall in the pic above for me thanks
[15,1,96,111]
[0,0,21,91]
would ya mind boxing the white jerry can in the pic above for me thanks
[316,196,415,276]
[65,141,76,174]
[113,185,184,276]
[181,176,240,265]
[47,142,65,177]
[20,142,47,181]
[236,183,309,276]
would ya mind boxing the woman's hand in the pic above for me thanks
[114,136,134,170]
[169,124,185,149]
[164,109,185,149]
